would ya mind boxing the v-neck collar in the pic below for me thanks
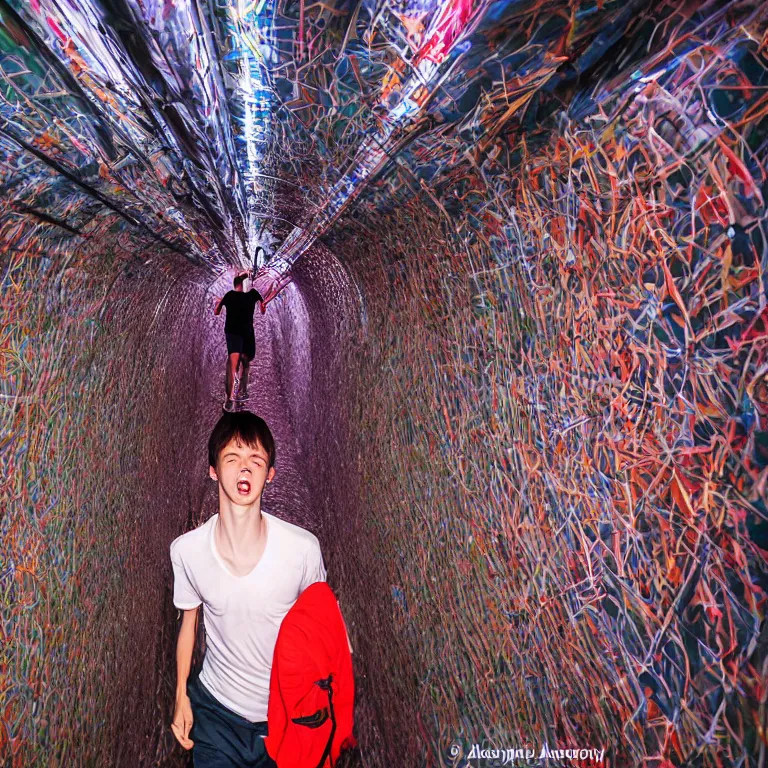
[210,512,272,580]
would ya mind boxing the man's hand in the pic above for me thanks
[171,692,194,750]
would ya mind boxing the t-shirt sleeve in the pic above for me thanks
[300,539,327,593]
[249,288,262,305]
[170,540,202,610]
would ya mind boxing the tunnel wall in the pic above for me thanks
[0,214,213,766]
[298,38,768,768]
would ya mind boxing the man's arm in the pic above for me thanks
[213,296,225,316]
[170,607,198,750]
[248,287,266,315]
[300,539,327,593]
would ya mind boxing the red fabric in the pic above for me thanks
[265,583,355,768]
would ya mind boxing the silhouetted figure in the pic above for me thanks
[213,271,263,411]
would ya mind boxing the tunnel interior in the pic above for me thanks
[2,1,768,766]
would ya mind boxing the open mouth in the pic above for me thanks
[237,478,251,495]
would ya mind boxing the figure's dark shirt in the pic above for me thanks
[222,289,261,336]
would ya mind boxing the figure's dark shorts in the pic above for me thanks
[187,673,277,768]
[225,332,255,360]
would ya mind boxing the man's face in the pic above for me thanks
[209,437,275,505]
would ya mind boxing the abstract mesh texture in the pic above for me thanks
[2,1,768,767]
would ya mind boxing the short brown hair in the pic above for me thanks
[208,411,276,469]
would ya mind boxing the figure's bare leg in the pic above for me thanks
[227,352,240,400]
[240,356,251,397]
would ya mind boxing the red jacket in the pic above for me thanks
[265,582,356,768]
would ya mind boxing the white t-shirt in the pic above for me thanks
[170,511,327,722]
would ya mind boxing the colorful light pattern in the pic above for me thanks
[2,1,768,767]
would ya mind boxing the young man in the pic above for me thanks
[213,271,263,412]
[170,411,327,767]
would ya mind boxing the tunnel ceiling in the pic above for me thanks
[3,0,762,279]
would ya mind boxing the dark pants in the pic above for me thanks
[225,332,255,360]
[187,674,277,768]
